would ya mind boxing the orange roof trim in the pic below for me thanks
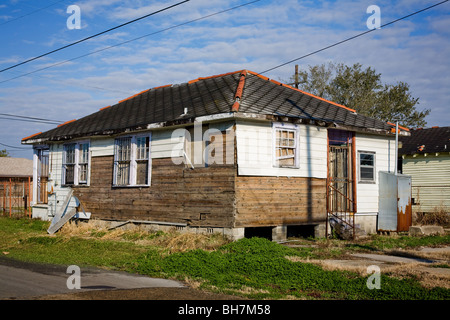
[118,88,150,104]
[57,119,76,127]
[99,105,111,111]
[387,122,410,132]
[152,84,172,90]
[22,131,42,141]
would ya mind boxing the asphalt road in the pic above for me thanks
[0,256,184,299]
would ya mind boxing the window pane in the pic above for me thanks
[79,164,88,184]
[136,136,149,160]
[116,138,131,161]
[279,158,295,166]
[116,162,130,185]
[64,144,75,164]
[136,161,148,185]
[79,143,89,164]
[360,153,374,166]
[65,165,75,185]
[360,167,374,180]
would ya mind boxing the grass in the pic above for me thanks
[0,217,449,300]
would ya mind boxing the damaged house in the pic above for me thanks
[21,70,409,240]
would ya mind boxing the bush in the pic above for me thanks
[414,207,449,227]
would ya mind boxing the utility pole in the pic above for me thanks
[294,64,299,88]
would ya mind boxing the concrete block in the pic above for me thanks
[272,225,287,242]
[314,224,326,238]
[409,225,445,236]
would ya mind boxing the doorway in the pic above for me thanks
[327,129,356,238]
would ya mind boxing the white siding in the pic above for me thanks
[91,138,114,157]
[236,120,327,178]
[49,143,63,187]
[355,133,396,213]
[152,129,184,159]
[402,154,450,212]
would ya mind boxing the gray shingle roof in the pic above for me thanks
[22,70,394,143]
[399,126,450,155]
[0,157,33,177]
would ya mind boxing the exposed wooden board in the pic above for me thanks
[72,155,236,228]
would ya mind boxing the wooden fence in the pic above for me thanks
[0,177,32,218]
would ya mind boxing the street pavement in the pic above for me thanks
[0,257,184,299]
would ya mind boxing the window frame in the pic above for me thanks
[62,140,90,186]
[358,151,376,183]
[113,133,152,187]
[272,122,300,169]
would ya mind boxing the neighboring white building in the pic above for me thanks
[399,126,450,214]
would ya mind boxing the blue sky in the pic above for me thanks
[0,0,449,159]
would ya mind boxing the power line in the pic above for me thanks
[0,0,68,27]
[260,0,449,75]
[0,0,190,74]
[0,113,63,125]
[0,0,262,85]
[0,142,30,150]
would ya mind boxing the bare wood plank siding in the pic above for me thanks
[72,156,236,227]
[234,175,327,227]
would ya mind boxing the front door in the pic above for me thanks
[327,130,355,214]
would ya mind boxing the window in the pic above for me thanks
[114,134,151,186]
[273,123,299,168]
[63,144,76,185]
[78,142,89,184]
[114,137,131,186]
[62,141,90,185]
[358,151,375,183]
[136,136,150,185]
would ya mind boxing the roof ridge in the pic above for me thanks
[231,70,247,112]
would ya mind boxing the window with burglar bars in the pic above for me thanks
[78,143,89,184]
[114,134,151,186]
[114,137,132,186]
[63,142,89,185]
[274,126,298,168]
[63,143,76,185]
[136,136,150,185]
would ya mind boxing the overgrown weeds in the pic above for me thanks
[414,207,449,227]
[1,217,449,300]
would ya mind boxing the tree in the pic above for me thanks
[0,149,9,157]
[289,62,430,128]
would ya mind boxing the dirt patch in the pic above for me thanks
[25,287,244,300]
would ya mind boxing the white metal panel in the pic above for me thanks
[378,171,398,231]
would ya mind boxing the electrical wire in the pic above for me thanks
[0,0,190,74]
[260,0,449,75]
[0,113,63,125]
[0,0,68,27]
[0,142,30,150]
[0,0,262,86]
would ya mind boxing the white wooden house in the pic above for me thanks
[22,70,408,239]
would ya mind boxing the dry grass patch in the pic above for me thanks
[58,221,230,253]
